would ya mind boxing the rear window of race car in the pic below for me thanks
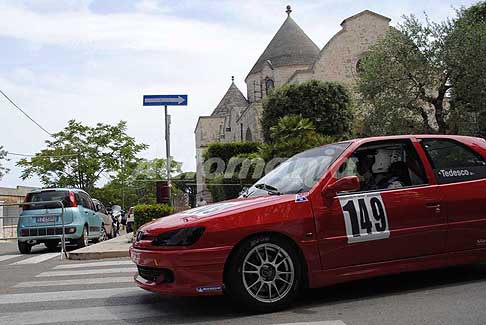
[420,139,486,184]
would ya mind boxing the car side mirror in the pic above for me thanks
[324,176,361,198]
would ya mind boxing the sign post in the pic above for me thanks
[143,94,188,203]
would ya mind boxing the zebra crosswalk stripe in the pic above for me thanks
[36,266,137,277]
[53,260,134,269]
[0,287,143,304]
[10,253,59,265]
[0,254,22,262]
[0,303,167,324]
[14,276,134,288]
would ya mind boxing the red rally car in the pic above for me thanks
[130,135,486,311]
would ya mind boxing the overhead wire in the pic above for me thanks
[6,152,78,158]
[0,89,53,137]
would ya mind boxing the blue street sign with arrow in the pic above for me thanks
[143,94,188,106]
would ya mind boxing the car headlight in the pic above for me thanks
[152,227,205,246]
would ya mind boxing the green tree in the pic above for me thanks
[92,158,183,209]
[261,80,353,142]
[357,15,453,135]
[17,120,148,191]
[260,114,336,161]
[0,145,9,180]
[448,1,486,137]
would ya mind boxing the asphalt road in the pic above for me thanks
[0,241,486,325]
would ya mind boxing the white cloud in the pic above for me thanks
[0,2,265,54]
[134,0,170,14]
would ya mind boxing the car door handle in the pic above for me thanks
[426,202,441,213]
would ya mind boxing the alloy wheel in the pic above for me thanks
[99,227,108,242]
[83,227,89,247]
[242,243,295,303]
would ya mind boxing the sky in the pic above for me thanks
[0,0,478,189]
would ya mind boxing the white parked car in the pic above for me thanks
[126,207,134,233]
[92,199,114,239]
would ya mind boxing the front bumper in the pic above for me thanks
[130,245,233,296]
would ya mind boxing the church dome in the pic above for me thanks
[246,7,320,79]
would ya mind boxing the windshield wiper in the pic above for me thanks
[255,183,281,195]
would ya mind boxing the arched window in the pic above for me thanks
[265,78,274,94]
[356,58,364,74]
[245,127,253,142]
[355,52,369,75]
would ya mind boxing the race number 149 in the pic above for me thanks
[338,193,390,244]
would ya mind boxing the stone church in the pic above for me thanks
[195,6,391,200]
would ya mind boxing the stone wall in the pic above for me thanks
[290,11,390,86]
[194,117,225,201]
[246,63,311,103]
[235,102,264,143]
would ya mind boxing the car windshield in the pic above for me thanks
[244,142,350,197]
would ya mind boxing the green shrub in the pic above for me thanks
[259,114,337,161]
[133,204,174,232]
[207,174,245,202]
[203,142,260,202]
[262,80,353,142]
[203,142,260,164]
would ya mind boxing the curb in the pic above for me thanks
[67,233,132,261]
[68,250,129,260]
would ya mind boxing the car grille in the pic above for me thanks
[137,266,174,283]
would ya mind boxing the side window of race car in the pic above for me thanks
[420,139,486,184]
[336,139,428,193]
[335,140,428,243]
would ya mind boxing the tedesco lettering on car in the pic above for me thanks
[130,135,486,311]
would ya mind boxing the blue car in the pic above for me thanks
[17,188,104,254]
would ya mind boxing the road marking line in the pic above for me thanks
[0,287,143,304]
[36,267,137,277]
[54,260,134,269]
[0,303,167,324]
[14,276,134,288]
[273,320,346,325]
[10,253,59,265]
[0,254,22,262]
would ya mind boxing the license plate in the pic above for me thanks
[36,216,57,223]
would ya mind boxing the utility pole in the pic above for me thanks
[165,106,171,183]
[165,106,172,203]
[121,158,125,210]
[77,149,83,190]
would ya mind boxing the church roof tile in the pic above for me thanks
[246,15,320,79]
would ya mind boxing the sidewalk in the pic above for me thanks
[68,233,133,260]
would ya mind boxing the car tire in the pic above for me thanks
[225,234,304,312]
[126,222,133,234]
[18,241,32,254]
[92,226,108,243]
[76,226,89,248]
[45,240,60,251]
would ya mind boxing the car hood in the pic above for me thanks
[139,195,288,234]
